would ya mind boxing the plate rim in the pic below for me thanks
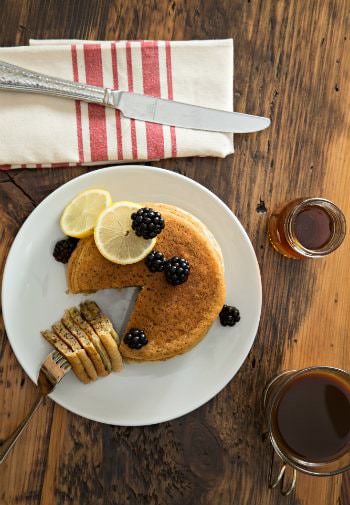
[2,165,262,425]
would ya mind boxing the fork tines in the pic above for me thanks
[51,350,71,370]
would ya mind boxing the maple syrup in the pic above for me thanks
[268,198,346,259]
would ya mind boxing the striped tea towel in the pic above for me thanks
[0,39,233,169]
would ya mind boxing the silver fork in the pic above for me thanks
[0,350,71,464]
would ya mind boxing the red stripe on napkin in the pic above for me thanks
[111,42,123,160]
[71,45,84,163]
[84,44,108,162]
[165,42,177,157]
[141,41,164,159]
[126,42,138,160]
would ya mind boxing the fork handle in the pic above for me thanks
[0,395,43,464]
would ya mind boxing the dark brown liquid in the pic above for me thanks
[294,206,333,250]
[273,371,350,462]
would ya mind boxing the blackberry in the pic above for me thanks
[165,256,190,285]
[53,237,79,263]
[145,250,167,272]
[131,207,165,239]
[219,305,240,327]
[124,328,148,349]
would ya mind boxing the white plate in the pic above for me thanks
[2,165,261,425]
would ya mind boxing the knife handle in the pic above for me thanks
[0,60,115,106]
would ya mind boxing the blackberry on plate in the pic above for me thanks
[131,207,165,239]
[53,237,79,263]
[219,305,240,327]
[165,256,190,285]
[145,250,167,272]
[124,328,148,349]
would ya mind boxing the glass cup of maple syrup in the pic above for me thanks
[263,366,350,495]
[268,198,346,259]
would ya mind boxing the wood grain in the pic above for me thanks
[0,1,349,504]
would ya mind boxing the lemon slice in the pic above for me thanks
[60,189,112,238]
[94,201,156,264]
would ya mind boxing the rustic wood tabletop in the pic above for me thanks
[0,1,349,504]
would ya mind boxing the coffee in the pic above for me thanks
[272,370,350,463]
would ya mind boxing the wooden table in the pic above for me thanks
[0,1,349,504]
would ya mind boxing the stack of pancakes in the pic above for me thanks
[42,301,122,383]
[68,204,226,362]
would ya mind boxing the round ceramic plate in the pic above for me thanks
[2,165,261,425]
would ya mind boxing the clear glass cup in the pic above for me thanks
[268,197,346,259]
[263,366,350,495]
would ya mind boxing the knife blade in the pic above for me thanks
[0,59,270,133]
[112,91,270,133]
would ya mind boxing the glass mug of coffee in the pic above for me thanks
[263,366,350,495]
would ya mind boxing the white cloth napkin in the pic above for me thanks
[0,39,233,169]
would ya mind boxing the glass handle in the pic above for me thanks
[268,449,297,496]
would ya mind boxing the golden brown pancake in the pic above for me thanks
[67,204,225,361]
[41,330,91,384]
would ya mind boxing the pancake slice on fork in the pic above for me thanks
[62,311,107,377]
[68,307,112,373]
[41,330,90,384]
[52,321,97,380]
[80,302,123,372]
[81,301,119,343]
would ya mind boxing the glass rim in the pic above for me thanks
[284,198,346,258]
[266,365,350,476]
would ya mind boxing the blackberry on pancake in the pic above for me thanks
[131,207,165,239]
[164,256,190,285]
[145,251,167,272]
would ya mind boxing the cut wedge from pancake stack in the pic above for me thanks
[61,311,107,377]
[41,301,122,383]
[68,307,112,373]
[80,301,123,371]
[41,330,92,384]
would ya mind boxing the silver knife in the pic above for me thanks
[0,60,270,133]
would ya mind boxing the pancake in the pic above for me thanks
[68,306,112,373]
[41,330,91,384]
[79,301,123,371]
[67,204,225,361]
[61,310,107,377]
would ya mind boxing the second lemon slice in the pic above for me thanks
[94,201,157,264]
